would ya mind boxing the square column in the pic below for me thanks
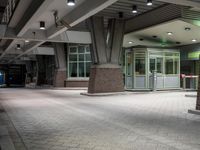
[53,43,67,87]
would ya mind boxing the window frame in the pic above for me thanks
[67,44,92,79]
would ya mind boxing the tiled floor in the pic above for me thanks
[0,88,200,150]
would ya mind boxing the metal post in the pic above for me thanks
[152,70,157,91]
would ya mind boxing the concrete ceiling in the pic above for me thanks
[123,19,200,47]
[1,0,200,63]
[29,0,85,30]
[0,0,119,63]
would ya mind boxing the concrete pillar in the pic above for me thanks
[87,16,125,93]
[53,43,66,87]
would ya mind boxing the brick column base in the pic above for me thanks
[54,70,66,87]
[88,64,124,93]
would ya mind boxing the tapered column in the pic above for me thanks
[53,43,66,87]
[87,16,125,93]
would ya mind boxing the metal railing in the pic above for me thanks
[1,0,19,24]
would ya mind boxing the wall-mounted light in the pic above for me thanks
[16,44,21,50]
[67,0,75,6]
[40,21,45,30]
[147,0,153,6]
[132,5,137,13]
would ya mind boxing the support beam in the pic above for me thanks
[0,28,91,43]
[156,0,200,8]
[16,0,54,36]
[10,0,117,62]
[8,41,45,63]
[0,0,54,60]
[125,4,182,33]
[47,0,118,39]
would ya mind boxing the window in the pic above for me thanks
[150,58,156,73]
[156,58,163,74]
[68,45,92,78]
[135,53,146,75]
[165,53,179,75]
[165,58,173,74]
[150,58,163,74]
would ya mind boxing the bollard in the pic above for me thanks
[152,70,157,91]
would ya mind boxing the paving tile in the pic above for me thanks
[0,89,200,150]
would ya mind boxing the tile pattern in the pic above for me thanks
[0,89,200,150]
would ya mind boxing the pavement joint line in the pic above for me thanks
[0,103,28,150]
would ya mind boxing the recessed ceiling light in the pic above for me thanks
[185,27,191,31]
[40,21,45,30]
[128,41,133,44]
[25,40,29,43]
[167,32,173,36]
[192,39,197,42]
[147,0,153,6]
[132,5,137,13]
[67,0,75,6]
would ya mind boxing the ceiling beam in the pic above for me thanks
[125,4,183,33]
[156,0,200,8]
[10,0,117,63]
[8,41,44,63]
[0,0,55,60]
[47,0,118,39]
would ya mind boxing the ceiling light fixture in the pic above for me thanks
[25,40,29,43]
[40,21,45,30]
[16,44,21,50]
[185,27,191,31]
[128,41,133,44]
[167,32,173,36]
[152,35,157,38]
[192,39,197,42]
[132,5,138,13]
[67,0,75,6]
[147,0,153,6]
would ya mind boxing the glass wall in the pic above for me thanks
[124,48,180,90]
[68,44,92,78]
[165,53,179,75]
